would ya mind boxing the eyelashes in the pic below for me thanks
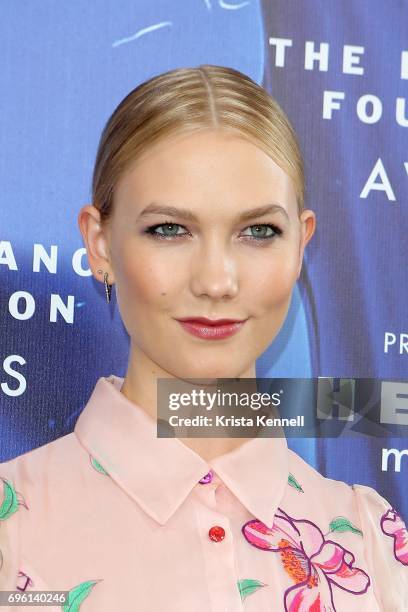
[144,221,283,243]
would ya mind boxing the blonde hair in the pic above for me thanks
[92,65,305,224]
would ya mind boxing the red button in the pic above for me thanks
[208,525,225,542]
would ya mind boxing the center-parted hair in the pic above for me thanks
[92,64,305,224]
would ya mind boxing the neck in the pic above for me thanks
[120,344,258,461]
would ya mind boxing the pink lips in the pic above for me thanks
[176,317,248,340]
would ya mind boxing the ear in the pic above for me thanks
[77,204,115,284]
[296,210,316,279]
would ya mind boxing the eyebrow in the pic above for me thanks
[137,202,290,223]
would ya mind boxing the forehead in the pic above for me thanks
[114,129,298,218]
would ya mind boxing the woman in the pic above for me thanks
[0,65,407,611]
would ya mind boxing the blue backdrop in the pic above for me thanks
[1,1,407,519]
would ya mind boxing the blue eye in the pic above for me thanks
[145,222,188,239]
[241,224,282,240]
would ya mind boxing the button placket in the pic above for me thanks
[198,511,242,610]
[193,475,243,610]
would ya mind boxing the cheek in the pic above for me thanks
[244,248,299,312]
[114,242,178,315]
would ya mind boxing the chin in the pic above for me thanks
[174,362,252,381]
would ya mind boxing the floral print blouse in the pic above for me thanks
[0,374,407,611]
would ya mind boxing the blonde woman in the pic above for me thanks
[0,65,407,611]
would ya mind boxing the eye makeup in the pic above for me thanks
[143,221,283,243]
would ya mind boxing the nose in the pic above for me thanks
[189,242,239,300]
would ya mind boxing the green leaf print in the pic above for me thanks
[287,473,304,493]
[237,578,267,601]
[329,516,363,536]
[90,455,109,476]
[62,579,101,611]
[0,478,20,520]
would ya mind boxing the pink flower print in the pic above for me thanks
[380,507,408,565]
[242,507,370,611]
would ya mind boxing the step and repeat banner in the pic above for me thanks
[1,2,407,518]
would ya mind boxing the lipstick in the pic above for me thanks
[176,317,248,340]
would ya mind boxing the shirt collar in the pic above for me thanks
[74,375,289,528]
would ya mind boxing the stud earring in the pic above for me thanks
[97,269,112,303]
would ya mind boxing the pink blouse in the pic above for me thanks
[0,374,407,611]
